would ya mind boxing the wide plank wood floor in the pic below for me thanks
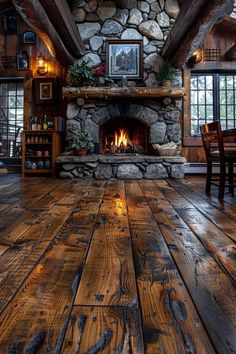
[0,175,235,354]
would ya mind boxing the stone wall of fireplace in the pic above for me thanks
[67,0,183,152]
[70,0,180,87]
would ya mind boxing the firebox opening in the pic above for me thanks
[99,118,150,154]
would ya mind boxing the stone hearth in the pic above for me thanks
[57,155,186,179]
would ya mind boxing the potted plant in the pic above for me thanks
[156,60,177,87]
[66,59,95,87]
[92,63,114,87]
[70,130,94,156]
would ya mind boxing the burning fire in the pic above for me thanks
[113,128,129,147]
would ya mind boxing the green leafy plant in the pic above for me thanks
[66,59,95,87]
[70,130,94,152]
[156,60,177,83]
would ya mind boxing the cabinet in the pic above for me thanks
[22,130,62,177]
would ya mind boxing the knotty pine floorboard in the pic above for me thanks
[0,175,235,354]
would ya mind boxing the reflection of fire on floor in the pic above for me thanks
[104,128,144,154]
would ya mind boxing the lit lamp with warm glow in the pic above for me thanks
[37,56,48,75]
[188,49,202,64]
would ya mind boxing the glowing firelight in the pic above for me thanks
[114,128,129,147]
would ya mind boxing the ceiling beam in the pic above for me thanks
[12,0,75,66]
[39,0,85,58]
[162,0,234,67]
[162,0,208,61]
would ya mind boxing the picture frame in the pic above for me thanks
[34,78,56,104]
[17,54,30,71]
[105,39,143,79]
[22,31,36,44]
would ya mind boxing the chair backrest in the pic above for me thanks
[200,121,225,162]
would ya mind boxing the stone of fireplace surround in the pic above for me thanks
[66,97,182,148]
[60,95,185,179]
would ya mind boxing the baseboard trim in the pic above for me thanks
[184,163,235,174]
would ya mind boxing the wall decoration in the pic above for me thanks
[5,15,17,33]
[17,51,30,70]
[22,31,36,44]
[34,78,56,104]
[106,40,143,79]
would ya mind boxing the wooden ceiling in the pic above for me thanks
[0,0,12,13]
[1,0,236,67]
[162,0,235,67]
[1,0,85,65]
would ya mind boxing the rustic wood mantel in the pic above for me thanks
[62,86,186,99]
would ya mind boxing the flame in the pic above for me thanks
[114,128,129,147]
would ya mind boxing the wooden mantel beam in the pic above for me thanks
[63,86,186,100]
[12,0,76,66]
[162,0,234,67]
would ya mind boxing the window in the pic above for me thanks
[0,79,24,158]
[190,73,236,136]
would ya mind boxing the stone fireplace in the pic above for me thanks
[56,0,186,179]
[57,87,186,180]
[65,93,183,153]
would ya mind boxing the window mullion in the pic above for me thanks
[213,73,219,121]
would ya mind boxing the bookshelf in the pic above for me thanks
[22,130,62,177]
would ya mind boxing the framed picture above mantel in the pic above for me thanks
[105,39,143,80]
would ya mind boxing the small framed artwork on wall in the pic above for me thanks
[105,39,143,79]
[17,51,30,71]
[34,78,56,104]
[22,31,36,44]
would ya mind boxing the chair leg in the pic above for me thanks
[219,162,226,200]
[228,162,234,195]
[206,161,212,194]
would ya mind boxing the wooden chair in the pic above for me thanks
[200,121,236,199]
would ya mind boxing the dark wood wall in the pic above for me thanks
[0,10,67,125]
[182,22,236,163]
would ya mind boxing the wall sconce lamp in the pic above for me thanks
[37,56,48,75]
[188,49,202,64]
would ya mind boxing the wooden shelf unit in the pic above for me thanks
[22,130,62,177]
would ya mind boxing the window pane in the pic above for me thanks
[0,80,24,158]
[226,76,233,89]
[206,106,213,120]
[190,74,214,136]
[199,105,206,118]
[227,120,235,129]
[220,91,226,104]
[191,77,197,89]
[227,90,234,104]
[227,105,234,119]
[206,76,213,89]
[206,91,213,104]
[198,76,206,89]
[198,91,206,104]
[220,76,226,89]
[191,120,199,135]
[220,105,226,119]
[221,120,227,130]
[191,105,198,117]
[191,91,198,104]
